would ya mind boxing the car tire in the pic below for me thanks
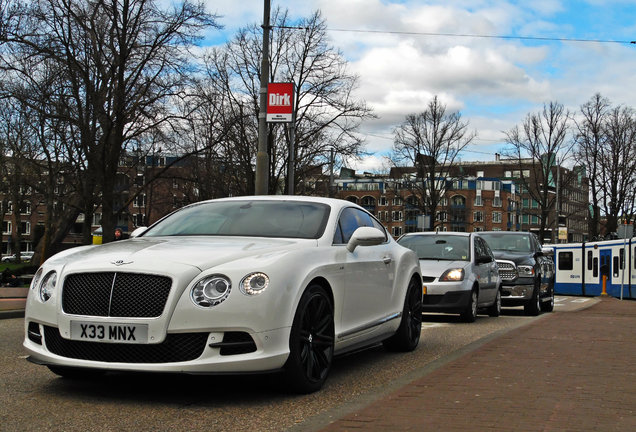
[283,284,334,394]
[487,288,501,317]
[383,276,422,352]
[460,288,478,323]
[524,280,541,316]
[47,365,105,379]
[541,286,555,312]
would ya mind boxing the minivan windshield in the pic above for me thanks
[398,235,469,261]
[143,200,331,239]
[479,233,532,253]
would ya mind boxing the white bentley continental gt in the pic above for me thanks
[24,196,423,393]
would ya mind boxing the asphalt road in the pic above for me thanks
[0,297,596,432]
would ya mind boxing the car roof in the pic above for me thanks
[400,232,471,237]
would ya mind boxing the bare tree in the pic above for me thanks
[504,101,574,242]
[213,9,373,194]
[1,0,219,247]
[574,93,610,239]
[599,105,636,233]
[393,96,476,231]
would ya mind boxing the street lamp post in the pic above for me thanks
[255,0,271,195]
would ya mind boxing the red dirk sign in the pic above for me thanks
[267,82,294,122]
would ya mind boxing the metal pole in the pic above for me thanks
[287,121,295,195]
[255,0,271,195]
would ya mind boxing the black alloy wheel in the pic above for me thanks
[383,277,422,352]
[284,285,334,394]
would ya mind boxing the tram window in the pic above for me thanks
[587,251,593,270]
[613,256,619,277]
[558,252,573,270]
[593,258,598,277]
[634,247,636,269]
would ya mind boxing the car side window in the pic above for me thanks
[334,207,386,245]
[479,238,495,261]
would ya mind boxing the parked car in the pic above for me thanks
[2,251,34,263]
[24,196,422,393]
[478,231,555,316]
[397,232,501,322]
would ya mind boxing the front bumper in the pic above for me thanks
[24,321,291,374]
[421,280,471,313]
[501,280,534,306]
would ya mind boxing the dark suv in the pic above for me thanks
[479,232,555,316]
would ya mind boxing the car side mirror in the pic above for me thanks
[346,227,386,253]
[130,226,148,238]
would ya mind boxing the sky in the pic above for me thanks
[199,0,636,172]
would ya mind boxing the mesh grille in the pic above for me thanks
[496,261,517,281]
[62,272,172,318]
[43,326,207,363]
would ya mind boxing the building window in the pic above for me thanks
[20,202,31,215]
[475,196,483,206]
[92,213,102,226]
[133,213,145,227]
[493,196,502,207]
[392,226,403,237]
[392,197,403,206]
[392,211,403,221]
[531,215,539,225]
[474,226,484,232]
[2,221,11,234]
[133,194,146,208]
[20,221,31,235]
[522,198,529,208]
[492,212,502,223]
[473,211,484,222]
[379,196,387,206]
[172,178,179,189]
[476,180,483,190]
[436,211,448,222]
[531,199,539,209]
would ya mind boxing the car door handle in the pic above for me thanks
[383,256,392,264]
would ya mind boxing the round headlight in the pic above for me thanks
[240,272,269,296]
[39,271,57,302]
[191,275,231,308]
[30,268,44,291]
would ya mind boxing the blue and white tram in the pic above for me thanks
[551,237,636,299]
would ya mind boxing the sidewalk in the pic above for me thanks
[318,297,636,432]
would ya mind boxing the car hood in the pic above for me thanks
[418,259,469,277]
[491,250,534,265]
[46,236,314,272]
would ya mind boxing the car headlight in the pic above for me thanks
[191,275,231,308]
[517,265,535,277]
[240,272,269,296]
[440,268,465,281]
[30,268,44,291]
[39,271,57,303]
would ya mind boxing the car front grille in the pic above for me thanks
[496,261,517,281]
[43,326,207,363]
[62,272,172,318]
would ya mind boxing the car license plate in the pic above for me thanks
[70,321,148,344]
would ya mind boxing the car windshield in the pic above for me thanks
[479,233,532,253]
[143,200,331,239]
[398,235,469,261]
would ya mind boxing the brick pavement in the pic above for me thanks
[319,297,636,432]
